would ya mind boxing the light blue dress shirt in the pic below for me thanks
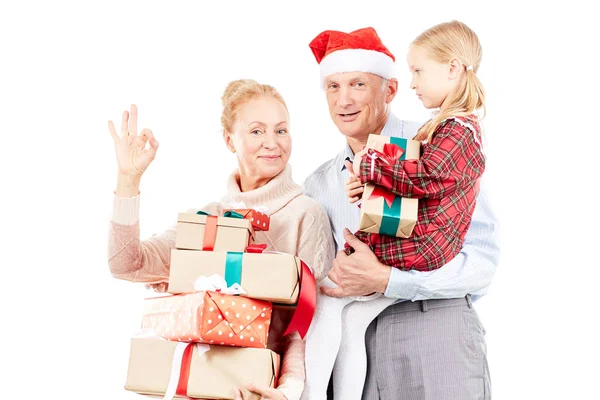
[303,113,500,302]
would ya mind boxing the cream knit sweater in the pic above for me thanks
[107,164,335,400]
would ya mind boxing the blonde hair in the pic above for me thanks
[412,20,486,142]
[220,79,288,134]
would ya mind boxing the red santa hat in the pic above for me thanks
[309,27,395,87]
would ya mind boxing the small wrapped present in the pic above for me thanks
[176,211,254,252]
[125,337,280,400]
[141,290,272,349]
[222,208,270,231]
[358,134,421,238]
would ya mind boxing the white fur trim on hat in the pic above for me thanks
[320,48,395,87]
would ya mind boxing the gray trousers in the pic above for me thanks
[359,296,490,400]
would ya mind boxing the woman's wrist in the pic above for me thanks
[116,173,141,198]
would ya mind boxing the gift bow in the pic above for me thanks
[245,243,316,339]
[196,210,244,219]
[368,185,396,209]
[366,143,404,181]
[222,210,244,219]
[365,143,404,207]
[193,273,247,295]
[223,207,270,231]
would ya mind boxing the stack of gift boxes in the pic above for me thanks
[358,134,422,238]
[124,209,315,400]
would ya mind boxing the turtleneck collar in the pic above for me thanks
[220,164,304,216]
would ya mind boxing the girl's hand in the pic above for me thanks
[344,160,364,204]
[352,147,368,177]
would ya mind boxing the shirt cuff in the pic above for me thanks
[112,193,140,225]
[277,377,304,400]
[384,267,419,300]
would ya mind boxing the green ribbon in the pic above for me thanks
[196,210,243,219]
[224,252,243,287]
[380,196,403,236]
[223,211,244,219]
[379,137,407,236]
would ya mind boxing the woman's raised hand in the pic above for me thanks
[109,104,159,179]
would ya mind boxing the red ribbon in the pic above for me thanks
[246,243,268,253]
[175,343,194,397]
[383,143,404,160]
[283,260,316,339]
[245,244,316,339]
[368,185,396,208]
[273,353,280,388]
[367,144,404,181]
[202,216,218,251]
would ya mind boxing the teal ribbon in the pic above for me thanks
[380,196,403,236]
[379,137,407,236]
[223,211,244,219]
[224,252,243,287]
[196,210,243,219]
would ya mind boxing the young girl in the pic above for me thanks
[303,20,487,400]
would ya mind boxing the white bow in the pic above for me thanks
[193,273,247,295]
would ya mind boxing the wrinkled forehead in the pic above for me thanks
[324,71,383,85]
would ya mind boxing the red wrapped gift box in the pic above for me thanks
[142,291,272,348]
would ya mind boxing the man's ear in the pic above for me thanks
[385,78,399,104]
[223,131,236,153]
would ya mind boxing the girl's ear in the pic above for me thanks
[448,57,463,80]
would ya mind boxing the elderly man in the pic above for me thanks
[303,27,499,400]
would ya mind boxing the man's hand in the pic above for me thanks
[321,228,391,298]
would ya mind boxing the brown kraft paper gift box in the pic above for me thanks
[125,337,279,400]
[176,212,254,252]
[358,134,421,238]
[167,249,301,305]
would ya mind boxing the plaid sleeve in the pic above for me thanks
[359,117,485,199]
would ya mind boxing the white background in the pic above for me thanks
[1,1,599,399]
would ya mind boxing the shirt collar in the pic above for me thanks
[339,113,401,171]
[339,145,354,171]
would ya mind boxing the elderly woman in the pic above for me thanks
[107,79,335,400]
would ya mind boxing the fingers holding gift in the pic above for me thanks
[346,179,364,203]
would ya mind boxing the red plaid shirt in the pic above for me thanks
[346,115,486,272]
